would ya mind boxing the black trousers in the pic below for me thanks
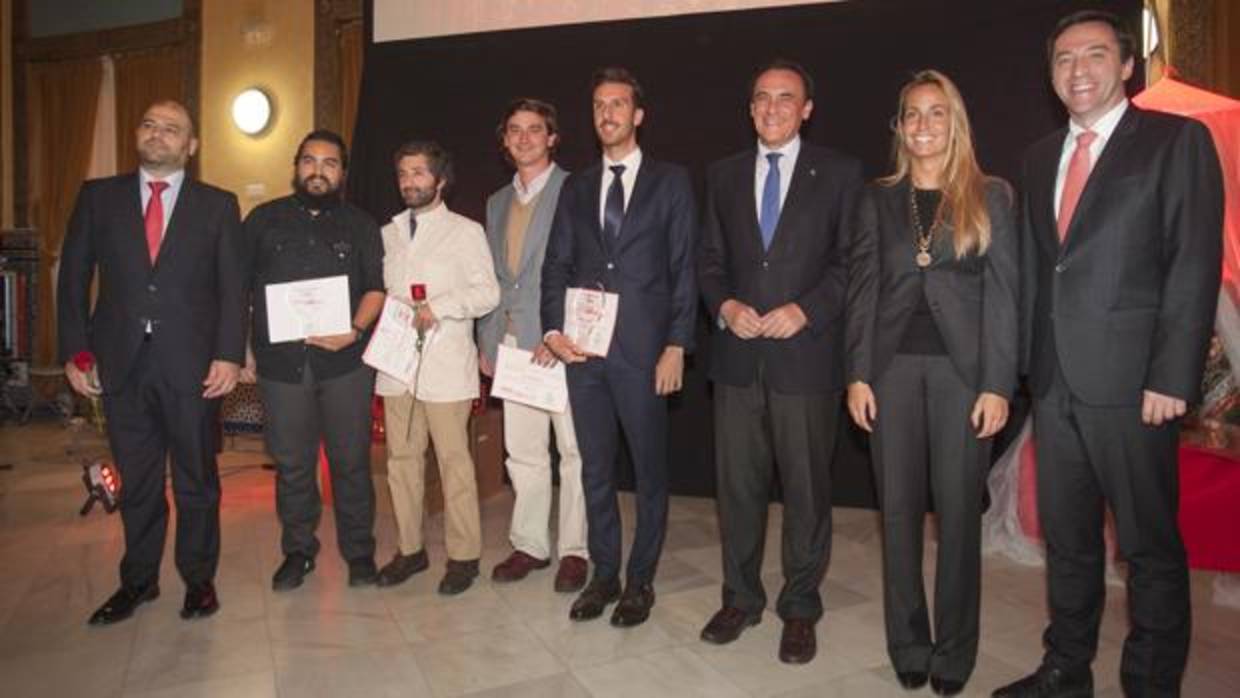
[1033,366,1189,696]
[259,362,377,563]
[102,344,221,588]
[714,364,839,621]
[871,354,988,682]
[567,357,668,584]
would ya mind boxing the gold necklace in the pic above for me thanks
[908,186,942,268]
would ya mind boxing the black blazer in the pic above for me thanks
[541,155,698,370]
[697,142,862,394]
[845,177,1019,398]
[58,173,247,393]
[1021,105,1223,405]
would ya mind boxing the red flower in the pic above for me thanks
[410,283,427,302]
[72,350,96,372]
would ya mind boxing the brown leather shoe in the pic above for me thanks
[569,577,621,621]
[554,555,588,592]
[778,618,817,664]
[700,606,761,644]
[491,550,550,582]
[610,582,655,627]
[376,550,428,588]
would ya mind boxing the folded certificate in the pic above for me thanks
[563,287,618,357]
[265,275,352,343]
[363,296,436,385]
[491,344,568,413]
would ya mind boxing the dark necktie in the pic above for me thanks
[408,210,418,241]
[759,152,782,250]
[603,164,626,238]
[145,180,169,263]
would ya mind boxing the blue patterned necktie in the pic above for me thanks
[603,164,626,238]
[760,152,782,249]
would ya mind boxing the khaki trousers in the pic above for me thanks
[383,395,481,561]
[503,397,588,560]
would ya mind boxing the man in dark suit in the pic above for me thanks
[540,66,697,627]
[696,59,862,664]
[995,11,1223,698]
[59,100,246,624]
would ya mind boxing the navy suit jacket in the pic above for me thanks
[541,155,697,371]
[57,173,246,393]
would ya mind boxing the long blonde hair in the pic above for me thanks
[879,69,991,257]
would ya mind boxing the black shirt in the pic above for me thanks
[897,187,948,355]
[244,194,384,383]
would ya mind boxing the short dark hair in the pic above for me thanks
[1047,10,1137,64]
[749,58,816,101]
[295,129,349,170]
[496,98,560,164]
[590,66,644,109]
[392,140,454,194]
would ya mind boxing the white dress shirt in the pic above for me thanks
[139,168,186,238]
[513,162,556,205]
[754,135,801,214]
[1054,99,1128,218]
[598,147,643,229]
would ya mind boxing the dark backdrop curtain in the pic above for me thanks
[347,0,1142,505]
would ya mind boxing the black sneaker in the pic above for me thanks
[438,559,480,595]
[272,553,315,591]
[348,558,379,587]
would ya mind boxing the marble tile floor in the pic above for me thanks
[0,420,1237,697]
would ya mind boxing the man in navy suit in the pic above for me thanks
[540,66,697,627]
[59,100,246,625]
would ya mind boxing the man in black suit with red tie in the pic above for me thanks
[59,101,246,625]
[540,67,697,628]
[994,11,1223,698]
[696,59,862,664]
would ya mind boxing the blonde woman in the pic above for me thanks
[845,70,1017,696]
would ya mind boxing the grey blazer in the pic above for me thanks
[477,164,569,365]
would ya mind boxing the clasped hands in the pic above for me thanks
[720,299,806,339]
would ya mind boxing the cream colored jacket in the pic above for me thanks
[375,203,499,401]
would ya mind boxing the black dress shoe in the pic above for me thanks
[610,582,655,627]
[700,606,761,644]
[569,577,621,621]
[438,559,480,595]
[778,618,817,664]
[272,553,315,591]
[348,558,379,587]
[992,665,1093,697]
[88,584,160,625]
[930,675,965,696]
[180,583,220,620]
[896,670,929,690]
[376,550,429,587]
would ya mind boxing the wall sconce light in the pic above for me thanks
[232,88,273,135]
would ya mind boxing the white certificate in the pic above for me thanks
[563,287,618,357]
[264,275,352,343]
[491,344,568,413]
[362,296,436,384]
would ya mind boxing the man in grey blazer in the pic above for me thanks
[477,98,588,593]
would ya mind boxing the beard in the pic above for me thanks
[292,174,342,210]
[401,182,438,211]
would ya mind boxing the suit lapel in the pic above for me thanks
[153,179,193,272]
[767,146,816,253]
[1061,107,1140,253]
[517,166,563,275]
[583,162,606,251]
[616,160,655,254]
[1029,132,1064,260]
[491,186,515,283]
[121,174,154,273]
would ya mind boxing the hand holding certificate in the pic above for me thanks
[363,296,436,385]
[491,344,568,413]
[265,275,352,343]
[563,287,618,357]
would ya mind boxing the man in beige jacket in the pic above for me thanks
[375,141,500,594]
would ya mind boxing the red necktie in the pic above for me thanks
[145,180,170,263]
[1057,130,1097,242]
